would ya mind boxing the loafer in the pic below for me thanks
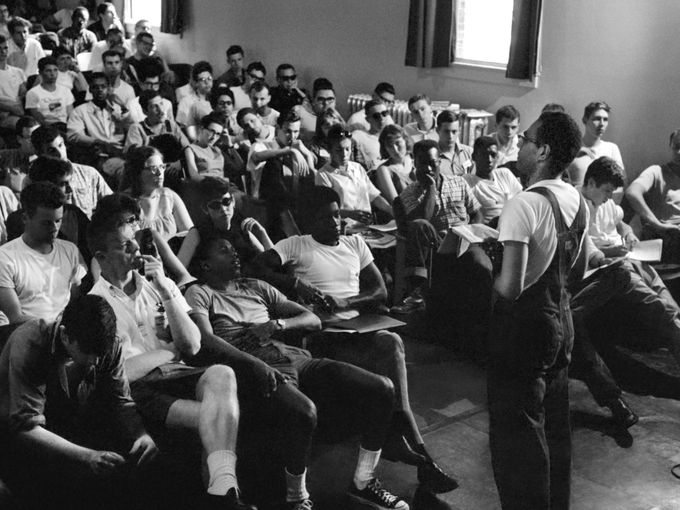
[206,487,258,510]
[417,458,459,494]
[608,397,639,429]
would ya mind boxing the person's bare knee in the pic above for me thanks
[197,364,237,401]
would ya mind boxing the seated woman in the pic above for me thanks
[308,107,347,169]
[315,124,392,229]
[121,145,193,242]
[374,124,415,204]
[184,112,226,182]
[178,176,272,275]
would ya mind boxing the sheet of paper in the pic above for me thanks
[368,220,397,233]
[583,256,628,280]
[628,239,662,262]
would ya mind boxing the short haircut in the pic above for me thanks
[139,89,160,112]
[309,185,341,215]
[52,45,72,59]
[28,156,73,183]
[138,58,163,81]
[198,176,230,201]
[15,115,38,137]
[583,101,611,122]
[236,107,257,127]
[472,135,498,156]
[209,84,234,109]
[191,60,213,81]
[313,78,334,97]
[325,124,352,149]
[495,105,520,124]
[277,109,300,128]
[226,45,243,57]
[541,103,565,113]
[105,26,123,38]
[20,181,66,217]
[248,80,269,95]
[436,110,460,128]
[123,146,162,197]
[193,236,230,273]
[379,124,411,160]
[87,193,141,254]
[246,61,266,76]
[61,295,118,357]
[413,139,438,162]
[89,71,107,84]
[364,99,384,116]
[8,17,30,34]
[407,93,431,108]
[669,129,680,145]
[102,49,122,62]
[38,56,57,74]
[276,63,295,77]
[536,111,583,178]
[135,31,153,44]
[314,108,346,140]
[584,156,625,188]
[72,6,88,19]
[96,2,115,16]
[374,82,395,96]
[31,125,61,154]
[199,112,223,129]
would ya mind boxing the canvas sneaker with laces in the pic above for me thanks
[347,478,409,510]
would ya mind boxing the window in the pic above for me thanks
[454,0,514,69]
[124,0,162,28]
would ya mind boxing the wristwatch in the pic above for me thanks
[275,319,286,331]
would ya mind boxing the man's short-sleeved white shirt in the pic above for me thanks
[7,38,45,76]
[315,161,380,212]
[0,237,86,322]
[464,167,522,224]
[90,271,191,360]
[579,189,624,249]
[0,65,25,102]
[25,85,74,124]
[498,178,587,291]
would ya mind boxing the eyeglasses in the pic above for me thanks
[248,73,264,81]
[518,131,539,147]
[121,214,140,225]
[206,127,224,137]
[207,195,234,210]
[279,74,297,82]
[316,96,335,104]
[378,95,395,106]
[143,163,166,174]
[196,76,213,83]
[371,110,390,121]
[217,100,233,106]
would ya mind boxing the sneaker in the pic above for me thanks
[348,478,409,509]
[284,499,313,510]
[607,397,639,429]
[390,288,425,315]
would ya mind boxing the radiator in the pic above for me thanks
[347,94,492,146]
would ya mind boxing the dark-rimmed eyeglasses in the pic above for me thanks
[315,96,335,104]
[279,74,297,82]
[371,110,390,121]
[207,195,234,210]
[217,100,233,106]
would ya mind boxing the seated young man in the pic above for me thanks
[230,61,266,112]
[25,56,74,128]
[87,208,255,510]
[0,115,37,196]
[0,295,158,509]
[487,105,520,173]
[176,60,213,138]
[269,63,309,116]
[0,34,27,131]
[187,237,408,510]
[249,81,279,128]
[435,110,473,178]
[236,107,275,153]
[125,89,188,155]
[0,182,86,325]
[404,94,437,144]
[347,82,396,133]
[256,186,458,497]
[351,99,393,172]
[215,45,246,88]
[625,128,680,262]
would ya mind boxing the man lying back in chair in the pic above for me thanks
[255,186,458,503]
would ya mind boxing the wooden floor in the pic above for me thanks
[304,336,680,510]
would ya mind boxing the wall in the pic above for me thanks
[161,0,680,179]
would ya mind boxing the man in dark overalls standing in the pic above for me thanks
[488,111,589,510]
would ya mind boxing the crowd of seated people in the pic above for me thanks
[1,3,680,510]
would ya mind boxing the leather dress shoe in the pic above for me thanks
[418,458,459,494]
[206,487,258,510]
[381,434,427,466]
[608,397,639,429]
[412,486,453,510]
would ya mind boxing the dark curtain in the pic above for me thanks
[405,0,455,68]
[160,0,184,35]
[506,0,542,80]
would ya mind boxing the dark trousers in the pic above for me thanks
[488,366,571,510]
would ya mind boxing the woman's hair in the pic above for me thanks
[378,124,411,160]
[122,145,162,197]
[314,107,346,142]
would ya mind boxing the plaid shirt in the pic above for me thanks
[400,174,480,233]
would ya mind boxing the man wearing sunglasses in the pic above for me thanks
[351,99,393,172]
[348,82,396,133]
[270,63,309,115]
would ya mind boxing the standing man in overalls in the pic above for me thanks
[488,111,589,509]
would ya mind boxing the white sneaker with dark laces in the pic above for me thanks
[347,478,409,509]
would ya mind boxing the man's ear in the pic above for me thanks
[537,143,550,162]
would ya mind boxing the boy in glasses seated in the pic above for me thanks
[351,99,394,172]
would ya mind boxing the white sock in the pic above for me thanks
[353,447,381,490]
[206,450,238,496]
[285,468,310,502]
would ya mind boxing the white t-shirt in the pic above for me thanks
[488,132,520,166]
[111,80,136,107]
[315,161,381,213]
[90,271,191,361]
[464,167,523,224]
[0,65,26,102]
[25,85,75,124]
[579,189,624,249]
[0,237,86,323]
[176,95,211,127]
[498,178,589,291]
[7,38,45,77]
[274,234,373,319]
[258,108,280,128]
